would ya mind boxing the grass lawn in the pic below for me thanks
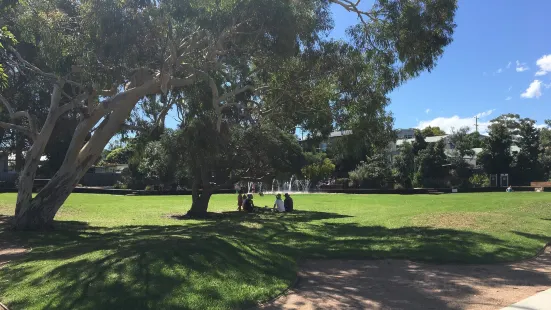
[1,192,551,309]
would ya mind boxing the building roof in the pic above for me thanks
[328,130,352,138]
[396,135,449,146]
[7,154,48,162]
[298,130,352,141]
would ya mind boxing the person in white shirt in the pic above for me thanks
[273,194,286,212]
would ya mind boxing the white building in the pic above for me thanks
[301,129,520,168]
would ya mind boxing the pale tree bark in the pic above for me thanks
[3,26,246,230]
[11,79,166,230]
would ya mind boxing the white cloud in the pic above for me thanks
[505,96,512,101]
[521,80,543,99]
[506,61,512,69]
[495,68,503,74]
[417,109,495,134]
[507,86,512,92]
[425,108,431,114]
[516,60,529,72]
[483,72,488,76]
[476,109,496,118]
[535,54,551,76]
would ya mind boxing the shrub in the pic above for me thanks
[114,182,128,189]
[469,174,490,188]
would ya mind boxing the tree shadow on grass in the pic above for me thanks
[1,210,550,310]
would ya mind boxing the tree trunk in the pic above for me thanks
[13,165,83,230]
[12,187,70,230]
[12,145,98,230]
[15,135,24,172]
[185,180,213,217]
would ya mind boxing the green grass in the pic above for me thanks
[1,192,551,309]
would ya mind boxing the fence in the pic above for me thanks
[0,172,122,188]
[79,173,122,187]
[0,173,18,188]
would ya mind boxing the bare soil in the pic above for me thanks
[0,216,28,269]
[261,246,551,310]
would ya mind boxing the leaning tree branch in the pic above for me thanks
[217,85,255,104]
[329,0,381,22]
[0,94,38,140]
[0,94,16,116]
[120,124,146,132]
[0,121,35,140]
[56,93,90,117]
[8,46,83,88]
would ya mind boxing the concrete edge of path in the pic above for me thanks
[500,289,551,310]
[248,266,302,310]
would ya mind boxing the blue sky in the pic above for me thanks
[331,0,551,133]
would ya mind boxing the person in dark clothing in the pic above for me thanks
[284,193,293,212]
[243,194,255,212]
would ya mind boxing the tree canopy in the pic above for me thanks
[2,0,458,228]
[420,126,446,137]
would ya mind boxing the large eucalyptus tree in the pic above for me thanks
[1,0,457,229]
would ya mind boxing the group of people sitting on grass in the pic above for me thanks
[237,191,294,213]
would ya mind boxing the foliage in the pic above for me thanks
[466,131,485,148]
[469,174,490,188]
[0,24,18,89]
[2,0,459,226]
[104,147,133,165]
[349,153,392,188]
[175,120,304,189]
[448,127,475,157]
[512,118,541,185]
[539,120,551,181]
[448,155,473,188]
[328,128,395,178]
[412,130,428,155]
[478,118,513,175]
[420,126,446,137]
[301,157,335,183]
[392,141,414,188]
[414,140,448,188]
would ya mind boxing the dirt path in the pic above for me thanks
[261,247,551,310]
[0,216,27,269]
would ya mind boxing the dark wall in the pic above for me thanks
[79,173,122,187]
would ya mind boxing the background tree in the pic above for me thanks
[413,140,448,187]
[328,120,395,178]
[392,141,415,188]
[478,119,513,175]
[301,153,336,186]
[412,130,428,156]
[466,131,485,148]
[349,153,392,188]
[449,127,475,158]
[469,173,489,188]
[512,118,541,185]
[539,120,551,181]
[420,126,446,137]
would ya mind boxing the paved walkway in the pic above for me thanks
[500,288,551,310]
[261,247,551,310]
